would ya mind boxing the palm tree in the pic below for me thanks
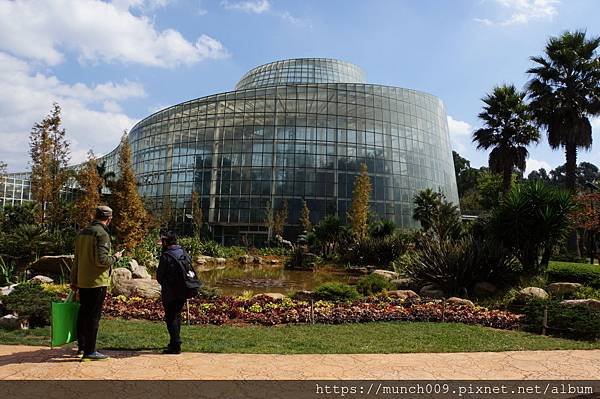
[527,30,600,193]
[472,85,540,193]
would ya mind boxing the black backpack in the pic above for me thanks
[164,251,202,299]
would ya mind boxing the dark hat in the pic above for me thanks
[95,205,113,218]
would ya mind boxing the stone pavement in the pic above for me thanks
[0,345,599,380]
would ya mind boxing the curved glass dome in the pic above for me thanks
[235,58,366,90]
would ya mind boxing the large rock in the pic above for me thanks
[561,299,600,312]
[473,282,497,297]
[131,266,151,280]
[254,293,286,300]
[215,257,227,265]
[372,269,399,281]
[446,297,475,307]
[547,282,582,296]
[30,275,54,284]
[28,255,73,275]
[0,284,18,296]
[239,255,254,265]
[111,267,132,286]
[253,256,264,265]
[128,259,140,271]
[419,284,445,299]
[112,279,161,299]
[388,290,420,300]
[390,278,413,290]
[517,287,549,301]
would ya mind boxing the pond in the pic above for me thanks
[197,263,360,296]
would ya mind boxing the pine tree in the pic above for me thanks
[111,132,148,250]
[191,191,203,238]
[299,199,312,232]
[74,151,102,228]
[273,200,288,237]
[348,163,372,240]
[29,103,70,229]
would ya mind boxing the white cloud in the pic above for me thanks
[0,0,228,68]
[476,0,559,26]
[447,116,473,154]
[525,158,552,176]
[0,52,142,172]
[221,0,270,14]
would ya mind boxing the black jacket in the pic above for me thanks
[156,245,189,302]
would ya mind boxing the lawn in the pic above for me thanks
[1,318,599,353]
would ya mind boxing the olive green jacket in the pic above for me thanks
[71,221,117,288]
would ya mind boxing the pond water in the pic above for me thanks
[197,264,358,296]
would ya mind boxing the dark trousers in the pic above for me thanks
[77,287,107,354]
[162,297,185,348]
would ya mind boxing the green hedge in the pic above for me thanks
[547,261,600,288]
[519,299,600,340]
[314,282,360,302]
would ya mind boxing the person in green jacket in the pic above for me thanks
[70,206,122,361]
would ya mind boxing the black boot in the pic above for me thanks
[162,345,181,354]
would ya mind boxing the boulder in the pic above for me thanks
[547,282,583,296]
[372,269,399,281]
[128,259,140,271]
[111,279,161,300]
[28,255,73,275]
[111,267,132,286]
[253,256,263,265]
[30,275,54,284]
[473,282,497,297]
[560,299,600,312]
[517,287,549,301]
[254,292,286,300]
[419,284,445,299]
[239,255,254,264]
[292,290,315,301]
[446,297,475,307]
[388,290,420,300]
[215,257,227,265]
[131,266,151,280]
[269,259,280,265]
[0,284,18,296]
[390,278,413,290]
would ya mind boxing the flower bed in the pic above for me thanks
[103,295,522,330]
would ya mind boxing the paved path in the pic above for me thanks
[0,345,599,380]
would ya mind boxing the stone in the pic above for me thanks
[473,282,497,297]
[239,255,254,264]
[419,284,445,299]
[269,259,280,265]
[215,257,227,265]
[131,266,151,280]
[388,290,420,300]
[0,284,18,296]
[560,299,600,312]
[547,282,583,296]
[128,259,140,271]
[292,290,315,301]
[253,256,263,265]
[446,297,475,307]
[517,287,549,301]
[27,255,73,275]
[390,278,413,290]
[111,268,132,286]
[111,279,161,299]
[254,292,286,300]
[30,275,54,284]
[372,269,399,280]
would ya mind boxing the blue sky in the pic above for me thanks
[0,0,599,174]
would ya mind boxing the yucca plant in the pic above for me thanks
[490,181,576,273]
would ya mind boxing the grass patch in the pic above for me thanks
[1,318,599,353]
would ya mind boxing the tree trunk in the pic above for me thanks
[565,143,580,256]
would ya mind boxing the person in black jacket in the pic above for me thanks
[156,231,190,354]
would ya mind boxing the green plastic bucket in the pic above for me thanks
[51,291,80,348]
